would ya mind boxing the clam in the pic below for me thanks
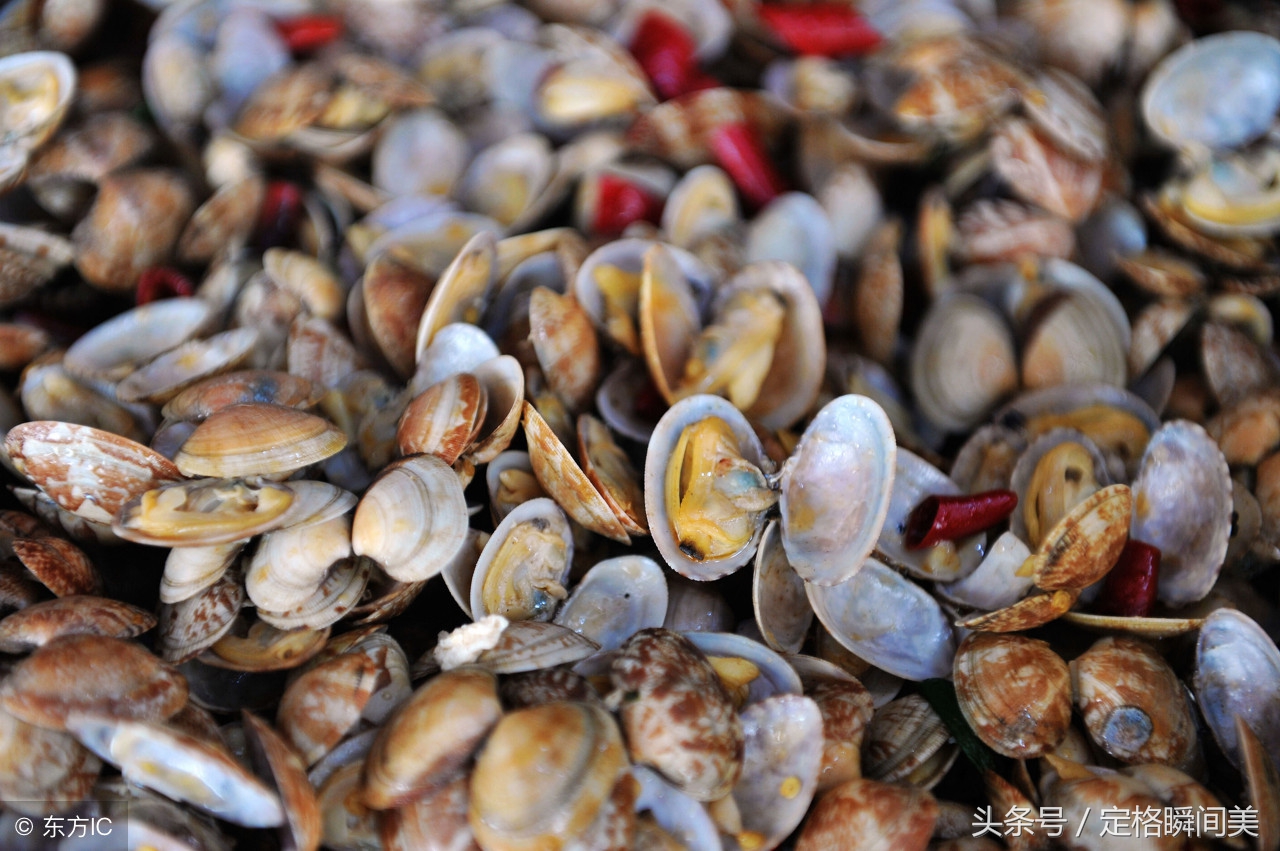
[795,778,938,851]
[174,403,347,479]
[805,558,955,681]
[863,694,957,789]
[61,297,214,389]
[158,566,244,663]
[553,555,667,651]
[1194,608,1280,770]
[645,394,776,580]
[753,519,813,654]
[1072,635,1197,768]
[0,595,155,652]
[469,701,629,851]
[352,454,469,583]
[0,51,76,189]
[1127,421,1232,606]
[161,369,323,421]
[953,632,1072,759]
[911,295,1018,433]
[115,327,260,405]
[397,372,487,464]
[277,651,380,767]
[608,628,742,801]
[470,497,574,622]
[728,695,824,851]
[114,477,295,547]
[875,448,984,582]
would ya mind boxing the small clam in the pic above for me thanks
[397,372,487,464]
[553,555,667,651]
[174,403,347,479]
[728,695,824,851]
[954,632,1072,759]
[277,651,380,767]
[351,454,468,582]
[608,628,743,801]
[115,327,260,405]
[753,520,813,654]
[795,777,938,851]
[1194,608,1280,770]
[863,694,957,790]
[911,295,1018,433]
[806,676,874,792]
[161,369,323,421]
[114,477,296,547]
[0,634,187,730]
[469,701,629,851]
[470,497,574,622]
[158,566,245,663]
[242,711,322,851]
[0,595,154,652]
[1072,636,1197,768]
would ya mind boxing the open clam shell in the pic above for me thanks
[780,394,896,586]
[805,559,956,681]
[470,497,574,623]
[1194,608,1280,770]
[727,695,823,851]
[644,394,774,581]
[683,630,803,707]
[114,477,295,547]
[753,519,813,654]
[63,296,214,389]
[553,555,667,652]
[1130,420,1232,606]
[874,448,984,583]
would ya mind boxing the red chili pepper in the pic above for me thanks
[275,14,344,53]
[136,267,196,305]
[708,121,786,211]
[592,173,665,236]
[1095,539,1160,618]
[757,3,882,57]
[630,11,701,101]
[903,489,1018,550]
[257,180,304,250]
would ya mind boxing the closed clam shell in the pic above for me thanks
[524,402,631,543]
[242,710,322,851]
[6,420,181,524]
[0,706,101,816]
[66,713,285,828]
[553,555,667,652]
[954,632,1072,759]
[779,395,896,586]
[158,566,245,663]
[177,173,266,264]
[806,558,955,681]
[114,477,296,547]
[1130,421,1231,606]
[0,634,187,730]
[352,454,468,582]
[1194,608,1280,770]
[471,497,574,622]
[609,628,743,801]
[161,369,323,421]
[807,678,874,791]
[469,701,629,851]
[397,372,487,464]
[0,595,155,653]
[1072,636,1196,768]
[795,777,938,851]
[753,519,813,653]
[729,695,824,851]
[644,395,774,581]
[363,666,502,810]
[863,694,957,789]
[277,651,381,766]
[911,294,1018,432]
[175,403,347,478]
[257,555,371,632]
[13,535,99,596]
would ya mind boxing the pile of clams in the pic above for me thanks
[2,0,1280,848]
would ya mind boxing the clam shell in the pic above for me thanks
[523,402,632,542]
[805,558,955,681]
[779,395,896,585]
[911,294,1018,432]
[242,710,322,851]
[528,285,601,415]
[66,713,285,828]
[0,595,155,653]
[553,555,667,652]
[161,369,323,421]
[645,395,774,581]
[729,695,824,851]
[114,477,296,547]
[475,620,600,674]
[745,193,836,307]
[13,535,99,597]
[363,666,502,810]
[0,633,186,730]
[470,701,629,851]
[158,566,245,663]
[753,519,813,654]
[277,651,380,766]
[1028,484,1132,592]
[875,448,985,582]
[6,420,181,524]
[935,531,1034,612]
[610,628,743,802]
[256,556,371,632]
[683,630,804,706]
[206,619,330,673]
[115,327,260,405]
[413,323,502,393]
[1130,421,1232,606]
[174,403,347,478]
[415,230,498,356]
[954,632,1072,759]
[468,354,525,463]
[470,497,574,622]
[397,372,487,464]
[863,694,957,789]
[352,454,469,582]
[795,778,937,851]
[1194,608,1280,770]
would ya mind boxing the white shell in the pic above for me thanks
[351,455,468,582]
[470,497,574,622]
[874,448,984,582]
[1194,608,1280,769]
[553,555,667,652]
[753,520,813,653]
[805,559,956,681]
[935,531,1034,611]
[730,695,824,851]
[779,395,896,586]
[683,631,803,705]
[745,192,836,307]
[644,395,773,581]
